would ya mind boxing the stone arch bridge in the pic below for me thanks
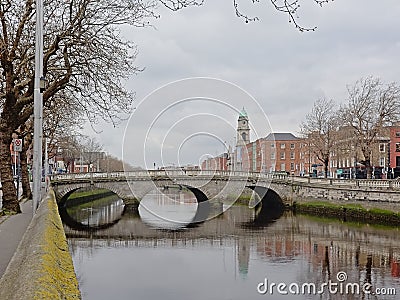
[50,170,400,212]
[51,170,289,207]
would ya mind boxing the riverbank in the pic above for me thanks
[293,200,400,226]
[64,188,116,208]
[0,189,80,300]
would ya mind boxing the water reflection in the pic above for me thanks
[60,194,125,231]
[139,189,198,230]
[63,193,400,300]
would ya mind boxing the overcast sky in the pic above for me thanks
[83,0,400,168]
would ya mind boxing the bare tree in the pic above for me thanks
[98,154,136,172]
[301,97,338,178]
[0,0,157,212]
[80,137,104,172]
[55,135,82,173]
[341,77,400,178]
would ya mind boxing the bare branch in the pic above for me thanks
[342,76,400,178]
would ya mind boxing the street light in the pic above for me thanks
[32,0,44,215]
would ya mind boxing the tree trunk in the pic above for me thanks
[365,159,372,179]
[21,133,32,199]
[362,148,372,179]
[0,127,20,213]
[324,158,329,178]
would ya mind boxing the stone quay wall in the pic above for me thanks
[0,189,81,300]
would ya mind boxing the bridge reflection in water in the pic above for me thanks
[62,190,400,300]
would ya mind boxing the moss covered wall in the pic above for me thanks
[0,189,81,299]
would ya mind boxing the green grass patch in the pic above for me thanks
[295,200,400,227]
[66,194,121,214]
[68,188,111,199]
[297,201,363,210]
[225,194,255,206]
[368,208,400,217]
[299,213,400,230]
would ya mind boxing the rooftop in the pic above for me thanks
[264,132,300,141]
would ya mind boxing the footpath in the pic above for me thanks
[0,200,33,278]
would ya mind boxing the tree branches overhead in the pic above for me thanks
[233,0,334,31]
[159,0,204,11]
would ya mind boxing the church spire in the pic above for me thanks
[239,107,248,118]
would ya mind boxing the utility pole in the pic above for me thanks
[32,0,44,215]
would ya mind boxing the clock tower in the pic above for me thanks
[236,107,250,147]
[235,107,250,171]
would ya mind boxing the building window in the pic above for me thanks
[280,143,285,149]
[241,132,247,141]
[280,163,285,171]
[379,157,385,166]
[271,143,275,148]
[271,153,275,160]
[396,143,400,152]
[290,151,295,159]
[290,162,294,170]
[290,143,295,149]
[379,143,385,152]
[280,152,285,159]
[396,132,400,138]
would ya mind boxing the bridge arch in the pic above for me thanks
[246,185,285,210]
[181,185,210,203]
[246,186,285,225]
[56,185,124,207]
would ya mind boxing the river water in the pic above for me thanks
[62,190,400,300]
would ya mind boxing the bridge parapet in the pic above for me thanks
[50,170,289,182]
[51,170,400,190]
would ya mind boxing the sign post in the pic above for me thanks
[13,139,22,199]
[13,138,23,152]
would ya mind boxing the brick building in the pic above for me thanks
[200,111,400,179]
[262,133,305,175]
[389,124,400,177]
[328,126,391,179]
[201,153,229,171]
[236,132,306,175]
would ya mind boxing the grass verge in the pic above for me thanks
[294,201,400,226]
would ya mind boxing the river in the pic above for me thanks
[62,190,400,300]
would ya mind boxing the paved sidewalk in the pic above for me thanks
[0,200,33,278]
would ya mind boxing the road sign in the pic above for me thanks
[13,139,23,152]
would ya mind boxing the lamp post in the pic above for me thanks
[387,141,392,179]
[32,0,44,215]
